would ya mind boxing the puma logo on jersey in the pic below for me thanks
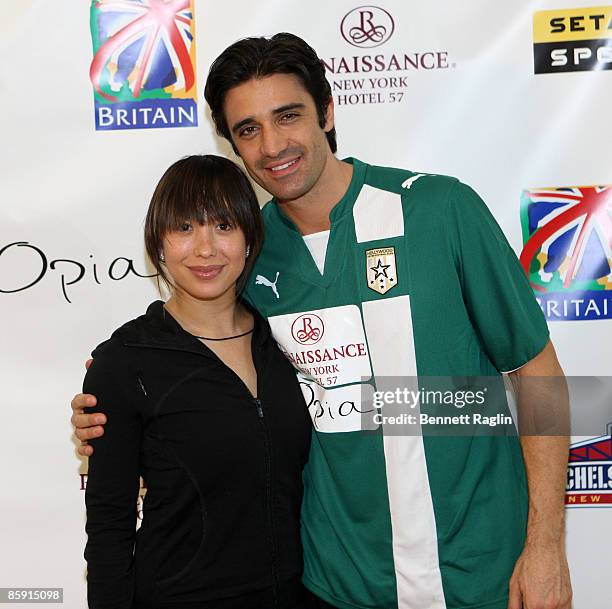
[255,272,280,299]
[401,174,426,190]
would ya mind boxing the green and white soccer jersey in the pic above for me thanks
[244,158,549,609]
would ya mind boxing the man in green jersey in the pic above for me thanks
[72,34,572,609]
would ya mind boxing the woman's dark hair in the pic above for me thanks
[144,155,263,295]
[204,33,337,155]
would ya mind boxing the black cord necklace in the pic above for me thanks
[192,327,254,341]
[163,304,254,341]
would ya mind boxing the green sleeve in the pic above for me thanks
[447,181,550,372]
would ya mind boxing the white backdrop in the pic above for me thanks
[1,1,611,607]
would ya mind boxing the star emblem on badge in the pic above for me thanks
[370,259,391,280]
[366,247,398,295]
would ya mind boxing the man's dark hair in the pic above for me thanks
[204,33,337,155]
[144,155,263,295]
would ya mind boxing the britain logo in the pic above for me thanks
[89,0,198,131]
[566,424,612,508]
[519,185,612,321]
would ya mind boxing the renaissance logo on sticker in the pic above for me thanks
[533,6,612,73]
[291,314,325,345]
[89,0,198,131]
[268,305,371,387]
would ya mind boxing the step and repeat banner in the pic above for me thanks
[1,1,611,607]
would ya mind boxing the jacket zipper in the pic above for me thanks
[252,398,279,608]
[126,339,281,605]
[254,397,264,418]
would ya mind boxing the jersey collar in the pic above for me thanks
[267,157,367,231]
[263,158,367,287]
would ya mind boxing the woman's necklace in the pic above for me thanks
[164,304,254,341]
[192,327,254,341]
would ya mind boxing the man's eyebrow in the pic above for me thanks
[230,103,306,134]
[272,102,306,115]
[231,117,255,134]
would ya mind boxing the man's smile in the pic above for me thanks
[264,155,303,178]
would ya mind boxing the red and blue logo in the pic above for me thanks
[89,0,198,131]
[520,186,612,320]
[566,425,612,508]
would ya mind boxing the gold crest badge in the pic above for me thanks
[366,247,398,295]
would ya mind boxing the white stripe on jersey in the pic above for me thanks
[353,184,404,243]
[362,295,446,609]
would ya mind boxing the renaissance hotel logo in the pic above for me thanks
[340,6,395,48]
[89,0,198,131]
[520,186,612,321]
[533,6,612,73]
[324,5,453,107]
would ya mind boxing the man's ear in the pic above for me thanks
[323,96,335,133]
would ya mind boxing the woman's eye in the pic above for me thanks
[178,222,192,232]
[217,222,232,231]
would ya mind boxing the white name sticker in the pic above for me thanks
[268,305,375,432]
[299,378,377,433]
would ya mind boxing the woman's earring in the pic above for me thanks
[159,251,165,263]
[245,245,251,258]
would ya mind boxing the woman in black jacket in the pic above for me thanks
[83,155,312,609]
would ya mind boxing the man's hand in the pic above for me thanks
[72,358,106,457]
[508,539,572,609]
[71,393,106,456]
[507,341,572,609]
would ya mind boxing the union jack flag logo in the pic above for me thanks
[520,186,612,320]
[89,0,197,130]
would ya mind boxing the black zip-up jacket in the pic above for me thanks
[84,300,312,609]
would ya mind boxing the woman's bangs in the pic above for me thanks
[163,179,240,231]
